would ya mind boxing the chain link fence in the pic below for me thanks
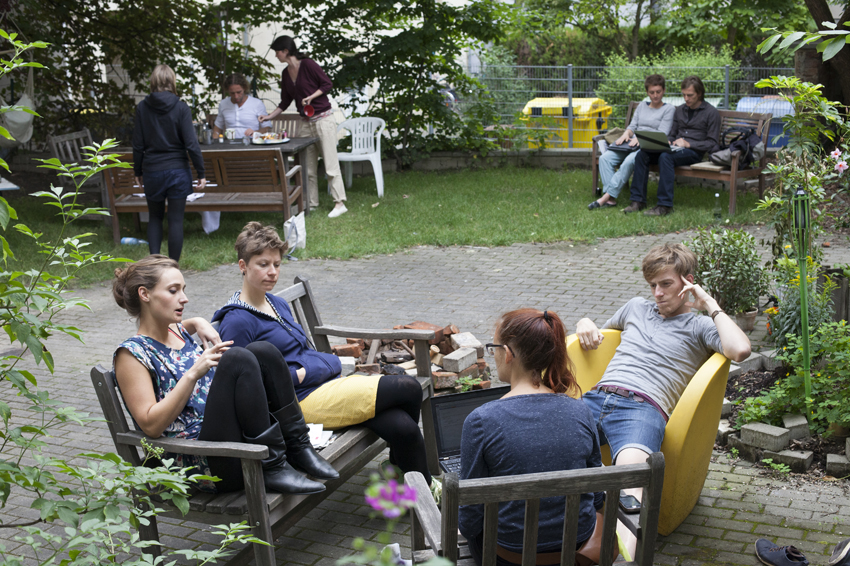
[461,65,794,149]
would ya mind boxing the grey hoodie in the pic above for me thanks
[132,91,205,178]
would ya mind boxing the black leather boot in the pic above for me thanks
[243,422,326,495]
[272,403,340,480]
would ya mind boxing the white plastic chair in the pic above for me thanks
[336,117,386,197]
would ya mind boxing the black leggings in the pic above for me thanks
[362,375,432,485]
[146,197,187,262]
[198,341,297,492]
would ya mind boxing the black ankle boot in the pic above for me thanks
[272,403,340,480]
[243,422,326,495]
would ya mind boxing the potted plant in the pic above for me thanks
[690,228,769,331]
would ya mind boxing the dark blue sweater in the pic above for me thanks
[211,292,341,401]
[459,394,604,552]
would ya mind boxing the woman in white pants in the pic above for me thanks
[260,36,347,218]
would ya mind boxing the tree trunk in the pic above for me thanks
[804,0,850,105]
[630,0,644,60]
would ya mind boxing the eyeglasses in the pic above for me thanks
[485,343,513,356]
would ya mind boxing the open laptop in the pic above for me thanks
[633,130,685,153]
[431,386,509,474]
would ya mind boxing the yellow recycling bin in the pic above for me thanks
[521,97,612,149]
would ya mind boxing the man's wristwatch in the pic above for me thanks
[710,309,725,321]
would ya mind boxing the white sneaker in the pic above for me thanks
[328,204,348,218]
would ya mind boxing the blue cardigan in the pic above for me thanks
[212,292,342,401]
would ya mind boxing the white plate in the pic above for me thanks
[252,137,290,145]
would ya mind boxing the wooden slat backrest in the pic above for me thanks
[270,113,302,138]
[48,128,105,190]
[442,453,665,566]
[622,101,640,131]
[718,110,772,147]
[216,149,284,193]
[104,153,224,195]
[291,276,331,353]
[90,365,144,466]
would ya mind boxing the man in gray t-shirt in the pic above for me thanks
[575,243,750,508]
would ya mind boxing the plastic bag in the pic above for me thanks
[284,212,306,251]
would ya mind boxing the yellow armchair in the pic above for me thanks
[566,329,730,536]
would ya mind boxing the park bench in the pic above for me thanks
[103,148,304,244]
[90,276,439,566]
[406,452,665,566]
[591,101,772,215]
[567,329,730,536]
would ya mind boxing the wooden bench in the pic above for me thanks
[90,276,439,566]
[591,101,772,215]
[406,452,665,566]
[103,148,304,243]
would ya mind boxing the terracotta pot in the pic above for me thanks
[735,308,758,332]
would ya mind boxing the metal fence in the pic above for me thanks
[461,65,794,149]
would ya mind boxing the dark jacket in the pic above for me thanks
[277,58,334,118]
[211,292,342,401]
[132,92,205,178]
[667,100,721,155]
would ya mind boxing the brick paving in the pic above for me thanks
[2,229,850,565]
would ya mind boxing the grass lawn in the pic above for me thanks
[5,165,767,286]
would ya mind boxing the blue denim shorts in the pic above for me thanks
[582,388,667,462]
[143,168,193,202]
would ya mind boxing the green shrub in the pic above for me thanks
[738,321,850,436]
[690,228,769,315]
[766,256,836,350]
[594,46,743,126]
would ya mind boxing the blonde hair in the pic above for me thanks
[113,255,179,318]
[641,243,697,281]
[235,222,289,264]
[150,64,177,94]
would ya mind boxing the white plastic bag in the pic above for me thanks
[284,212,306,250]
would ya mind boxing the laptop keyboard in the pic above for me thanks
[441,458,462,474]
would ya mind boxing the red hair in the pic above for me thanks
[495,308,578,396]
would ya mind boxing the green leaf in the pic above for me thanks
[757,33,782,54]
[778,31,806,50]
[823,37,846,60]
[822,20,838,29]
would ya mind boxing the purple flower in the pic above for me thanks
[364,477,417,519]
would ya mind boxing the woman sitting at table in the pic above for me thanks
[258,35,347,218]
[212,73,272,140]
[112,254,339,495]
[459,308,607,566]
[212,222,436,492]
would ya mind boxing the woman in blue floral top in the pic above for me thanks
[112,254,338,494]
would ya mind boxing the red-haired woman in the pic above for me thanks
[458,309,605,566]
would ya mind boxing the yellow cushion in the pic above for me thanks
[566,329,730,535]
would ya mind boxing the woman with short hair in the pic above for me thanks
[212,222,436,492]
[132,64,205,261]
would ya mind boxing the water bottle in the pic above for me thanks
[713,193,722,221]
[120,237,148,245]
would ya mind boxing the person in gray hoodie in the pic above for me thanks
[132,65,206,261]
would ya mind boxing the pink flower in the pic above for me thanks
[831,149,842,160]
[365,478,417,519]
[837,161,848,175]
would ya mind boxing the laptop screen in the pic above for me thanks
[431,386,508,457]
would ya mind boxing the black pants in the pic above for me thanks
[146,197,187,262]
[363,375,432,485]
[467,533,588,566]
[198,341,297,492]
